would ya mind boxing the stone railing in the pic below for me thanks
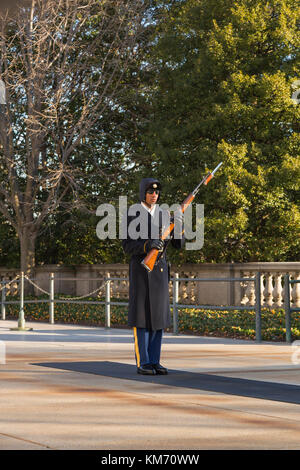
[0,262,299,309]
[170,262,300,309]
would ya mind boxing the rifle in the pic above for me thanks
[141,162,223,272]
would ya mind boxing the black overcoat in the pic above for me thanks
[122,182,184,330]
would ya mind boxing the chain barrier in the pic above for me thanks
[24,275,109,301]
[55,280,109,301]
[24,276,51,296]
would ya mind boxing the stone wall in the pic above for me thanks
[0,262,299,308]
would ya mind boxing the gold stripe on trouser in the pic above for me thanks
[133,327,140,367]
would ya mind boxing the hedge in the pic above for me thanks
[4,296,300,342]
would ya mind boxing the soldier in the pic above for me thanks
[122,178,184,375]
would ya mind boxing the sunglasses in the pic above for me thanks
[146,189,160,195]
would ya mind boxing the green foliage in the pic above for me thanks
[0,216,19,267]
[35,210,127,265]
[0,0,299,266]
[142,0,300,263]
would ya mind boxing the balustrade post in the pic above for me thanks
[273,273,283,307]
[186,273,196,303]
[264,273,273,307]
[247,272,256,306]
[240,271,249,305]
[180,274,187,302]
[291,272,300,308]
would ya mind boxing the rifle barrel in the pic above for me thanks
[211,161,223,176]
[193,161,223,195]
[141,161,223,272]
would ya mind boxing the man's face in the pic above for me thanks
[145,188,159,206]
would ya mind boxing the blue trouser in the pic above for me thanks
[133,327,163,367]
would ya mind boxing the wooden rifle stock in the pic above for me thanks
[141,193,195,272]
[141,162,223,272]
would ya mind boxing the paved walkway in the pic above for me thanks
[0,320,299,450]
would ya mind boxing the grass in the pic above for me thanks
[3,295,300,342]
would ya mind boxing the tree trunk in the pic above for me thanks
[19,229,37,295]
[20,231,36,274]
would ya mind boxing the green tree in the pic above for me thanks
[143,0,300,263]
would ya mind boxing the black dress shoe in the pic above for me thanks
[152,363,168,375]
[137,365,156,375]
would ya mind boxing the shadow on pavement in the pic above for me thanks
[32,360,300,405]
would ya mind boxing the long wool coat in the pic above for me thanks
[122,178,184,331]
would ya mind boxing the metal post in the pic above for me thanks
[49,273,55,324]
[229,261,235,306]
[18,272,25,329]
[173,273,179,335]
[105,273,111,329]
[284,274,291,343]
[1,283,6,320]
[10,272,32,331]
[255,272,262,342]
